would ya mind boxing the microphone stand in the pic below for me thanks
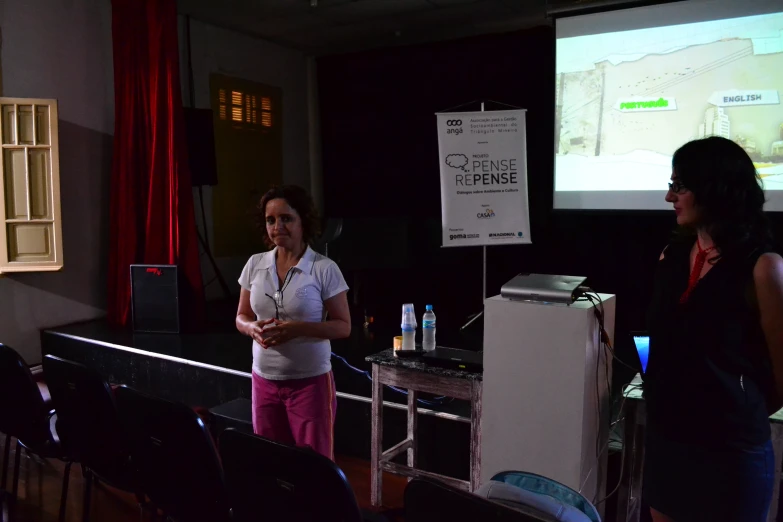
[460,103,488,333]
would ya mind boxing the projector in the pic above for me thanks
[500,273,587,304]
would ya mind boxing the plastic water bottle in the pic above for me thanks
[422,305,436,352]
[401,303,417,351]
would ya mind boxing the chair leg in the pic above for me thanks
[11,441,20,498]
[0,435,10,490]
[1,490,9,522]
[22,448,29,502]
[37,457,44,510]
[82,466,93,522]
[58,461,72,522]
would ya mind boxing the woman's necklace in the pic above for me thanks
[679,238,716,304]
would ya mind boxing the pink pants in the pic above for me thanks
[251,371,337,461]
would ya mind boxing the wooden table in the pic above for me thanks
[366,349,483,508]
[616,375,783,522]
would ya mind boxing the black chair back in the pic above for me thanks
[219,428,362,522]
[114,386,228,522]
[0,344,50,446]
[42,355,134,487]
[405,478,552,522]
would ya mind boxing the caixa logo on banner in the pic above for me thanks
[446,119,463,135]
[477,208,496,219]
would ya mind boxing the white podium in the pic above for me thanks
[480,293,616,505]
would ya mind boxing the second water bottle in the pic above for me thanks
[422,305,436,351]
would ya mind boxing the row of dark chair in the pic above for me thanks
[0,344,73,521]
[0,345,377,521]
[1,345,553,522]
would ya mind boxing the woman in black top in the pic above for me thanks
[646,136,783,522]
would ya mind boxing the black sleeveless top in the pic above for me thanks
[646,238,773,449]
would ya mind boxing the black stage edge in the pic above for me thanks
[41,318,473,480]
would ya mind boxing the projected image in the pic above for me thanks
[555,11,783,193]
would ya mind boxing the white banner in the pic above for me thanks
[436,109,531,247]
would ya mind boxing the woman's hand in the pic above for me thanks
[261,321,306,348]
[247,318,277,345]
[236,289,277,345]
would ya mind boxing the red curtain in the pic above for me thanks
[108,0,204,327]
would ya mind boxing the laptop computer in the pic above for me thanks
[631,331,650,375]
[422,347,483,373]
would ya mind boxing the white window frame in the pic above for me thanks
[0,97,64,274]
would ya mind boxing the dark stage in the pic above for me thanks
[40,318,475,481]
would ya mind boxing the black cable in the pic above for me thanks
[582,289,643,468]
[331,353,453,407]
[581,290,608,460]
[185,15,232,301]
[594,382,643,505]
[595,321,602,458]
[198,186,210,251]
[582,380,643,501]
[583,292,638,373]
[195,228,233,299]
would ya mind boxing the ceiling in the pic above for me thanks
[176,0,554,55]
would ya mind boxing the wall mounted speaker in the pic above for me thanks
[130,264,180,333]
[183,108,218,186]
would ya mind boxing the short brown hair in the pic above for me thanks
[256,185,321,248]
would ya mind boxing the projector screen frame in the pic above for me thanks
[547,0,686,20]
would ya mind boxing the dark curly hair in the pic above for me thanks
[256,185,321,248]
[672,136,771,257]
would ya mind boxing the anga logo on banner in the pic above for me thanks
[435,109,532,247]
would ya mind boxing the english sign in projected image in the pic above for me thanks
[554,0,783,210]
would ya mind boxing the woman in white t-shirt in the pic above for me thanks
[236,185,350,460]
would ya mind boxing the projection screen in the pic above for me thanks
[555,0,783,210]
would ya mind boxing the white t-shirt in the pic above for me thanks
[238,246,349,380]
